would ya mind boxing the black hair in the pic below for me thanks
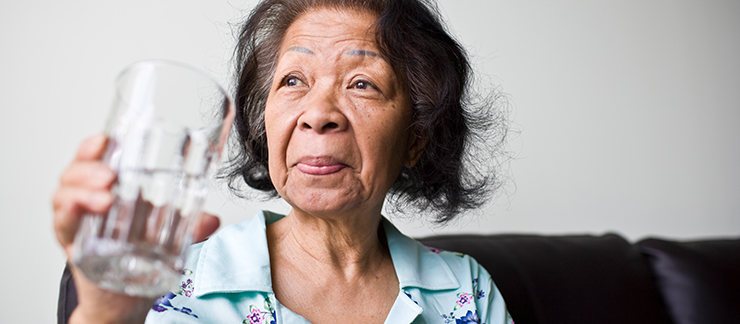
[225,0,508,223]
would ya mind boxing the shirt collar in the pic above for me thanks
[383,218,460,291]
[193,211,459,297]
[193,210,280,297]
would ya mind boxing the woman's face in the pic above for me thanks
[264,8,422,217]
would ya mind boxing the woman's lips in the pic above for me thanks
[295,157,346,175]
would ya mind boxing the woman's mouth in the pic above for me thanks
[295,157,346,175]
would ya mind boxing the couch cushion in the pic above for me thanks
[419,234,672,324]
[638,238,740,324]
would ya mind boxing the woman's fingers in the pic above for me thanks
[75,133,108,161]
[60,161,116,188]
[53,187,114,248]
[193,212,220,243]
[53,134,113,250]
[55,134,222,249]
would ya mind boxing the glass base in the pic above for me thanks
[75,242,182,297]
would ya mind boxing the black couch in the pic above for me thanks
[59,234,740,324]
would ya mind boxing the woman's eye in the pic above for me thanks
[283,76,304,87]
[351,80,373,90]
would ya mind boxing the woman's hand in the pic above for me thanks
[53,134,115,257]
[52,134,220,324]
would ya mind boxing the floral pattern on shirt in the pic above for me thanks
[442,310,483,324]
[427,246,443,254]
[176,269,195,297]
[242,298,276,324]
[151,268,199,318]
[456,310,483,324]
[152,292,199,318]
[454,292,473,310]
[441,277,489,323]
[472,278,486,299]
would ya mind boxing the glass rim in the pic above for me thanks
[115,59,235,114]
[109,59,236,157]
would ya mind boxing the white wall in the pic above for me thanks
[1,1,738,322]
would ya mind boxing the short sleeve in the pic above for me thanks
[475,263,515,324]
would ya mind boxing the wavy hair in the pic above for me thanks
[224,0,509,223]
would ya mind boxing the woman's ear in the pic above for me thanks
[404,133,426,168]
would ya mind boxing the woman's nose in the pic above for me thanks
[297,86,349,133]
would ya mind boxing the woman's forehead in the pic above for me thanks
[279,7,379,55]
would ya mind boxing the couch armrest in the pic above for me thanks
[638,237,740,324]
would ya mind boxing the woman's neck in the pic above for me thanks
[267,209,389,274]
[265,209,399,324]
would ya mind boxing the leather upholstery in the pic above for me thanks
[638,238,740,324]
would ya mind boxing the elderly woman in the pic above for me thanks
[53,0,512,323]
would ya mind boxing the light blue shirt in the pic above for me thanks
[145,211,514,324]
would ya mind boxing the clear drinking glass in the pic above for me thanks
[72,60,235,297]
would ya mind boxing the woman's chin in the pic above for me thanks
[283,186,370,218]
[277,169,388,218]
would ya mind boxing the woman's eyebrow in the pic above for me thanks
[344,49,388,63]
[286,46,314,54]
[344,49,379,57]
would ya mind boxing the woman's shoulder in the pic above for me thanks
[424,245,487,275]
[384,219,490,286]
[411,244,514,324]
